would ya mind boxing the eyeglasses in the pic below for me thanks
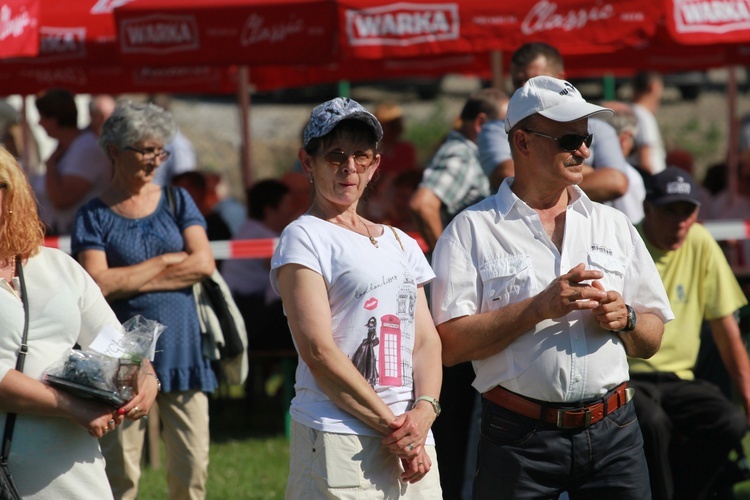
[322,150,375,173]
[523,130,593,152]
[125,146,171,163]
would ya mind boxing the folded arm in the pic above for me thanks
[77,225,214,300]
[439,263,608,366]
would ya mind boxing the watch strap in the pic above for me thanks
[413,395,441,417]
[617,305,637,333]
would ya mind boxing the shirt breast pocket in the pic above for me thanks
[587,251,627,291]
[480,254,533,307]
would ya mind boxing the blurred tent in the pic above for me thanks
[6,0,750,191]
[112,0,664,186]
[0,0,236,94]
[0,0,39,60]
[114,0,663,89]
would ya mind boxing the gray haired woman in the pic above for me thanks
[72,100,217,499]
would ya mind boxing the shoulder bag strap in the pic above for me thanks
[387,225,405,253]
[1,257,29,463]
[164,185,177,217]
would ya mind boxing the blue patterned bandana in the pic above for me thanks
[303,97,383,148]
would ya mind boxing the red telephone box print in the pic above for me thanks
[379,314,402,386]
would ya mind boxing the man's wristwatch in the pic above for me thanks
[617,305,637,333]
[413,396,441,417]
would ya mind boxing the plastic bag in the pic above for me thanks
[44,315,165,407]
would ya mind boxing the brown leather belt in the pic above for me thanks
[483,382,630,429]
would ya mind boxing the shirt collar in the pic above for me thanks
[495,178,593,218]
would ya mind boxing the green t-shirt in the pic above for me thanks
[629,222,748,379]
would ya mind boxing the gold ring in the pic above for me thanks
[133,406,140,413]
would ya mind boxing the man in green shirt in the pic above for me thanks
[630,166,749,499]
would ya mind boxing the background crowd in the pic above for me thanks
[0,39,749,499]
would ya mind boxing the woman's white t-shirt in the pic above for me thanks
[271,215,435,438]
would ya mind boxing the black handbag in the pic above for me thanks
[0,257,29,500]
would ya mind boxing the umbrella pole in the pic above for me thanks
[238,65,253,189]
[491,50,503,89]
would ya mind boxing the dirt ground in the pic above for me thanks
[169,75,749,201]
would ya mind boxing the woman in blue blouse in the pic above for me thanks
[72,101,216,500]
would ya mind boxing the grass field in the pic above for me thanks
[134,386,750,499]
[137,384,292,500]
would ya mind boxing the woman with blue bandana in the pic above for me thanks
[271,97,443,498]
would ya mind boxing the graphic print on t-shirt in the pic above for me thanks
[351,271,417,388]
[352,317,380,385]
[379,314,402,386]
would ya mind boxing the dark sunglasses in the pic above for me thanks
[322,150,374,173]
[524,130,593,152]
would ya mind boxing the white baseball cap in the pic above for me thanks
[504,76,613,133]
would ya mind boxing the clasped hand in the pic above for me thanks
[538,263,628,331]
[382,405,434,459]
[382,405,436,482]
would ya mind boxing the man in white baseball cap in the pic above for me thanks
[431,75,673,498]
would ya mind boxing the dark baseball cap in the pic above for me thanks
[645,166,701,206]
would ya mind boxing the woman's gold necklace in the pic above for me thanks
[311,209,378,248]
[357,216,379,248]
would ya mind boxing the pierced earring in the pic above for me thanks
[308,175,313,184]
[7,210,11,214]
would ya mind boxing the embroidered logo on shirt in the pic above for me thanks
[590,243,613,255]
[676,284,687,304]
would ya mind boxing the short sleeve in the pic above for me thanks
[270,222,323,295]
[431,229,481,326]
[698,226,748,320]
[174,186,207,231]
[589,119,630,172]
[478,120,511,177]
[71,200,106,254]
[622,222,674,323]
[395,227,435,286]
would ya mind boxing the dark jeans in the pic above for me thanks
[629,372,747,500]
[473,396,650,500]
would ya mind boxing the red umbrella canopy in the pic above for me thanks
[666,0,750,45]
[335,0,661,60]
[0,0,238,95]
[115,0,337,66]
[0,0,39,59]
[115,0,662,66]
